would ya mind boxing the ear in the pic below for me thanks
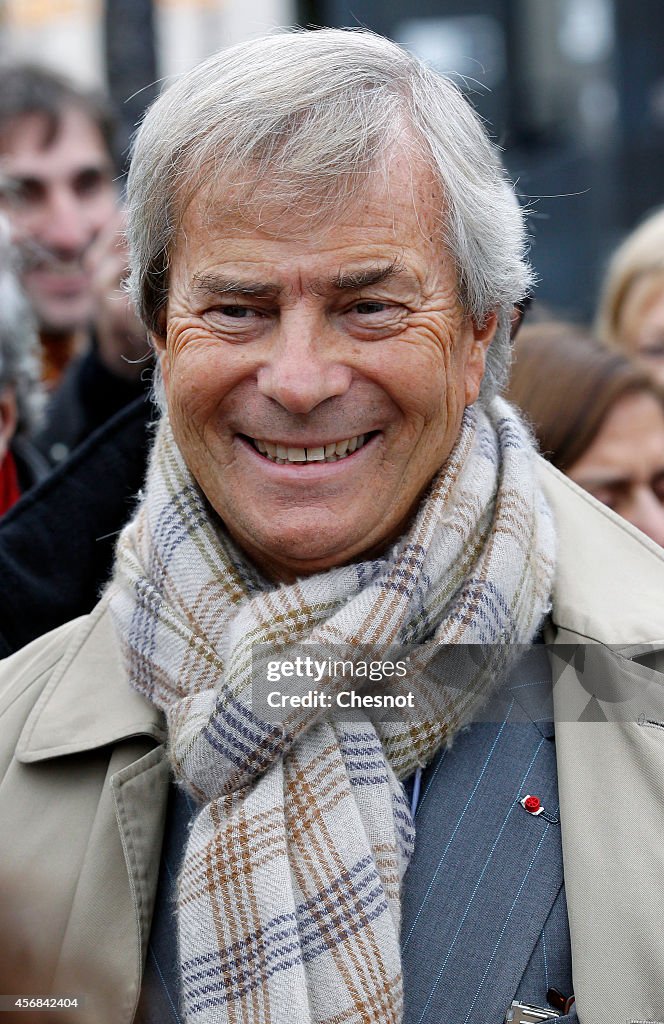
[149,308,170,390]
[0,387,17,462]
[464,312,497,406]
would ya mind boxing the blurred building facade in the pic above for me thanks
[0,0,295,83]
[1,0,663,322]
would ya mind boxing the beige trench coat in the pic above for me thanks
[1,458,664,1024]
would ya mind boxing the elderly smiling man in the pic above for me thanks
[1,28,664,1024]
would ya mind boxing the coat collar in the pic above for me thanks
[537,458,664,648]
[16,598,165,763]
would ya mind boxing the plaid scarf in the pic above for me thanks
[109,397,555,1024]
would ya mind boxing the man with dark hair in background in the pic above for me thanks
[0,63,150,464]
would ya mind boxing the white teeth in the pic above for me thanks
[252,433,370,464]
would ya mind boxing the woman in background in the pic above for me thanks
[508,322,664,546]
[596,208,664,388]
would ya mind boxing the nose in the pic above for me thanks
[629,488,664,548]
[256,310,353,414]
[40,187,91,256]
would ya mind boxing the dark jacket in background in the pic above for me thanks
[11,434,51,493]
[34,346,150,466]
[0,395,154,658]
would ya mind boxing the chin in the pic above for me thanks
[249,528,366,579]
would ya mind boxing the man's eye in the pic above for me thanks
[218,305,256,318]
[353,301,390,315]
[8,179,43,206]
[74,168,107,196]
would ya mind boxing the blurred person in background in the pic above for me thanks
[595,208,664,389]
[0,63,150,464]
[36,210,149,463]
[0,64,117,383]
[0,215,48,516]
[508,321,664,546]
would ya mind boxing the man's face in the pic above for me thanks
[0,107,117,334]
[156,153,495,581]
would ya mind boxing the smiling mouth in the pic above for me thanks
[243,432,375,464]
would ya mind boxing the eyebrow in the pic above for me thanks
[191,274,282,300]
[331,259,407,291]
[191,259,408,301]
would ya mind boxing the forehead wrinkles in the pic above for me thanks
[172,148,450,268]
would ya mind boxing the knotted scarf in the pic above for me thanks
[109,396,556,1024]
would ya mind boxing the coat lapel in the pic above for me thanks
[14,604,170,1024]
[552,632,664,1024]
[45,743,170,1024]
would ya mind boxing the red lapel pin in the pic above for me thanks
[520,794,543,816]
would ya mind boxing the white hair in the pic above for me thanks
[0,216,43,435]
[127,28,533,399]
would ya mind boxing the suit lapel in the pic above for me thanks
[402,649,566,1024]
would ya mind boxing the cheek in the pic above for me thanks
[405,310,466,376]
[382,321,466,425]
[166,373,216,432]
[90,191,117,226]
[163,321,256,427]
[164,327,218,419]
